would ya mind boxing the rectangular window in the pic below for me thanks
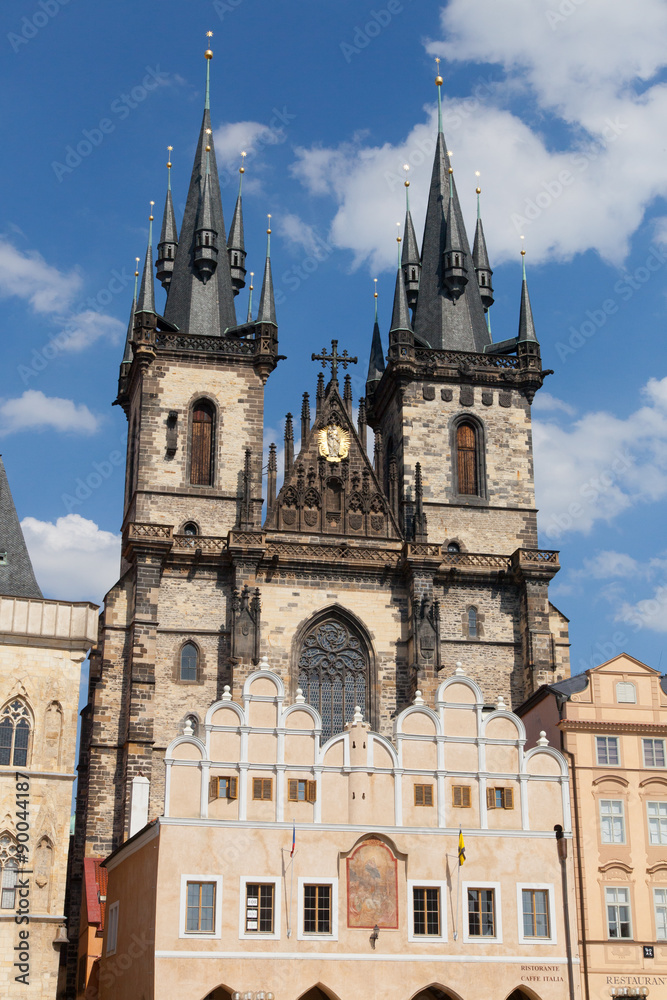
[106,901,119,955]
[468,888,495,937]
[654,888,667,941]
[522,889,550,938]
[606,887,632,939]
[252,777,273,801]
[596,736,620,766]
[303,884,331,934]
[245,883,274,933]
[413,887,440,936]
[643,739,666,768]
[486,787,514,810]
[210,776,238,800]
[1,865,17,909]
[452,785,471,808]
[186,881,216,933]
[414,784,434,806]
[288,779,317,802]
[648,802,667,845]
[600,799,625,844]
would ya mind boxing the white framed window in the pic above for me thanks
[517,883,557,945]
[616,682,636,704]
[179,874,223,939]
[297,876,338,941]
[654,888,667,940]
[606,886,632,939]
[643,739,666,768]
[407,879,448,943]
[596,736,620,766]
[648,801,667,845]
[462,881,502,943]
[106,901,119,956]
[599,799,626,844]
[239,876,281,940]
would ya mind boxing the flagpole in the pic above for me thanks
[288,818,296,938]
[454,852,461,941]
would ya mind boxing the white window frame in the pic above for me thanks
[654,887,667,941]
[407,879,448,943]
[462,880,502,943]
[106,900,119,956]
[517,883,557,945]
[239,876,281,940]
[643,738,666,768]
[297,876,338,941]
[596,736,620,766]
[599,799,626,845]
[605,885,633,940]
[179,874,223,939]
[616,681,636,704]
[648,801,667,845]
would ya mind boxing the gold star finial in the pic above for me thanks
[149,200,154,222]
[520,234,526,257]
[403,163,410,188]
[435,57,443,87]
[267,213,272,235]
[240,150,247,174]
[205,31,213,59]
[135,256,140,277]
[374,277,378,299]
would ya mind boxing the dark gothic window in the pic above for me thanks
[0,834,19,910]
[298,620,368,742]
[190,400,214,486]
[457,421,478,496]
[180,643,199,682]
[0,700,31,767]
[183,522,198,536]
[468,607,478,638]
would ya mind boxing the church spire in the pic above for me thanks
[517,246,538,344]
[401,165,420,313]
[412,61,490,353]
[136,203,156,316]
[193,132,219,283]
[442,168,469,296]
[389,233,413,355]
[256,216,277,326]
[163,35,237,336]
[472,182,494,312]
[156,147,179,291]
[121,257,140,367]
[0,455,42,599]
[228,152,247,296]
[366,278,385,395]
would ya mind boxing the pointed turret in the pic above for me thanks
[366,280,385,395]
[389,240,413,358]
[472,185,494,311]
[193,137,219,284]
[163,41,236,336]
[442,169,468,297]
[227,153,247,296]
[156,148,179,290]
[412,62,490,352]
[256,217,277,326]
[0,456,42,599]
[517,249,538,345]
[136,205,156,317]
[120,258,140,367]
[401,165,420,312]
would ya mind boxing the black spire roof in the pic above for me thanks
[366,311,385,389]
[517,256,538,343]
[158,187,178,252]
[136,223,156,316]
[0,456,42,599]
[389,264,413,338]
[412,131,491,352]
[256,227,276,326]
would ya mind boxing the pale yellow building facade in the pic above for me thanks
[99,664,580,1000]
[518,653,667,999]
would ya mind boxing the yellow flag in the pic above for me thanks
[458,829,466,866]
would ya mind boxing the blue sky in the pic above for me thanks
[2,0,667,679]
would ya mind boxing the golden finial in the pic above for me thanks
[403,163,410,188]
[205,127,212,153]
[240,150,247,174]
[249,271,254,290]
[267,213,272,235]
[167,145,173,168]
[149,200,154,222]
[205,30,213,59]
[475,169,481,195]
[435,56,443,87]
[135,256,140,277]
[448,166,453,175]
[396,221,402,244]
[520,234,526,257]
[373,277,378,299]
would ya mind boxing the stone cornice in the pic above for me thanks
[560,719,667,734]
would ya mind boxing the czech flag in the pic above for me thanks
[458,829,466,866]
[290,820,296,858]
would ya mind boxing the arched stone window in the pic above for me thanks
[468,607,478,638]
[190,399,215,486]
[297,617,370,742]
[0,700,32,768]
[0,834,19,910]
[457,421,478,495]
[180,643,199,682]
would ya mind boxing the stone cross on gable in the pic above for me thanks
[311,339,357,385]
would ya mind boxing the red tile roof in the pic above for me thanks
[83,858,108,930]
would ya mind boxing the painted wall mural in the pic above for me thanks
[346,837,399,928]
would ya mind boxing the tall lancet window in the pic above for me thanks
[0,835,19,910]
[456,421,479,496]
[190,400,215,486]
[298,619,368,742]
[0,700,31,768]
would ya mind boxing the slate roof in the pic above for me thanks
[0,456,42,599]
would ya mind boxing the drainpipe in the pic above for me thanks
[555,824,577,1000]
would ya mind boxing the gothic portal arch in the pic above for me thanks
[410,985,463,1000]
[296,985,342,1000]
[292,606,376,741]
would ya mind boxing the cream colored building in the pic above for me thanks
[518,653,667,999]
[0,457,98,998]
[99,664,580,1000]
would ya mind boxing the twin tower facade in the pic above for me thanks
[69,50,571,986]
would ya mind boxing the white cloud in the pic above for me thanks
[616,585,667,634]
[277,213,334,259]
[535,378,667,540]
[213,120,285,176]
[21,514,120,604]
[54,310,125,352]
[0,391,100,436]
[0,237,82,313]
[580,551,642,579]
[532,392,576,417]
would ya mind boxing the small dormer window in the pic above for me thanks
[447,542,460,554]
[205,233,210,246]
[183,522,198,537]
[0,552,7,566]
[616,681,636,704]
